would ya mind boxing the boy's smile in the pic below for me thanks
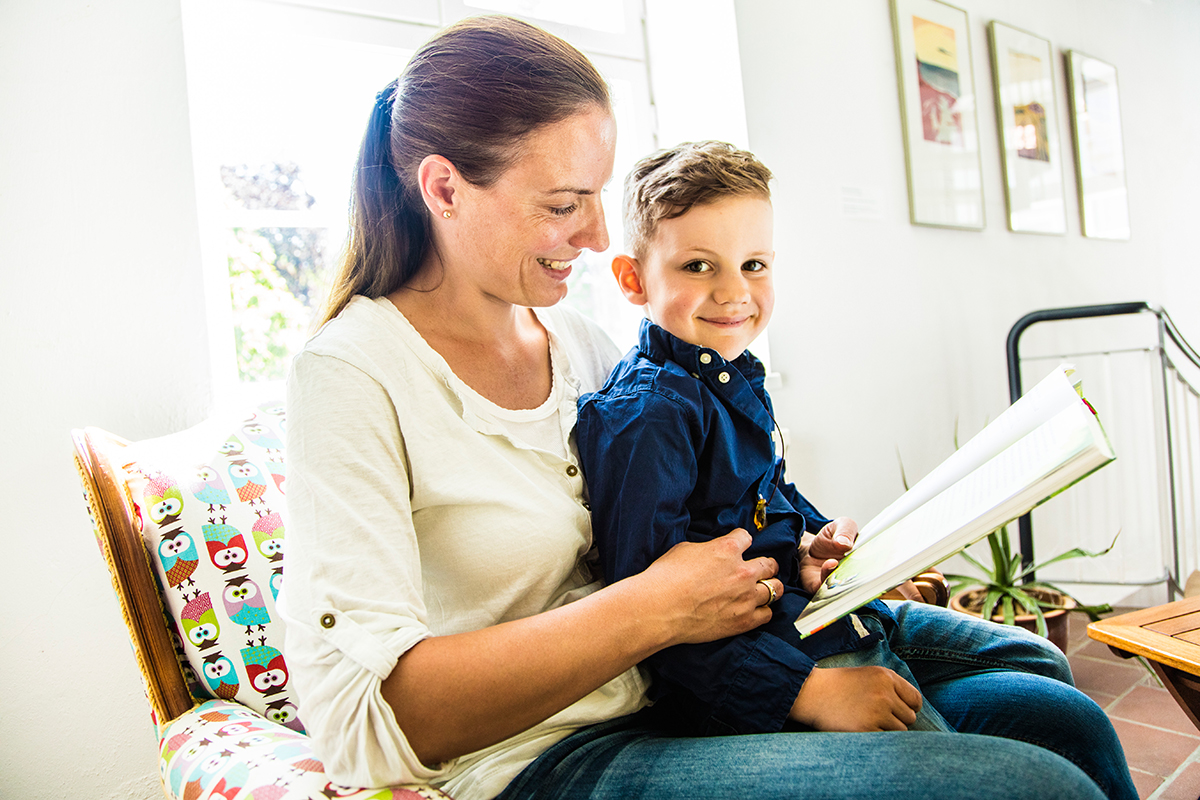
[614,194,775,361]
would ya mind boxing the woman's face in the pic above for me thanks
[446,106,617,309]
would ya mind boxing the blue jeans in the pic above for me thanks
[495,602,1136,800]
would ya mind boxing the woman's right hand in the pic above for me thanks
[639,528,782,646]
[382,529,780,765]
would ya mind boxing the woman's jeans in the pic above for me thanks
[495,602,1137,800]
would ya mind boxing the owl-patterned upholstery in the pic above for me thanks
[162,699,445,800]
[73,405,453,800]
[126,403,297,729]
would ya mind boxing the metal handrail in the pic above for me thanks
[1006,302,1200,584]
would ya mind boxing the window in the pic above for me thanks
[182,0,756,403]
[182,0,433,402]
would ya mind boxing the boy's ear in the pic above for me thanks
[611,254,648,306]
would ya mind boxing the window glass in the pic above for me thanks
[269,0,440,25]
[182,0,426,396]
[184,0,714,397]
[463,0,625,33]
[442,0,643,57]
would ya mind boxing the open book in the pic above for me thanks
[794,365,1115,638]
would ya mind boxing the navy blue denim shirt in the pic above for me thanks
[577,319,890,736]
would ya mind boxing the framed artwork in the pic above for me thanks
[988,22,1066,235]
[1065,50,1130,240]
[891,0,985,229]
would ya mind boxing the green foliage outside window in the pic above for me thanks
[228,227,327,381]
[222,163,329,382]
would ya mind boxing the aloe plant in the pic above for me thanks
[944,524,1118,637]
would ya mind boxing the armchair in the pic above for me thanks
[72,405,450,800]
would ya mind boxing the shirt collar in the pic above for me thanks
[637,318,777,472]
[373,297,582,446]
[637,317,765,387]
[532,306,582,394]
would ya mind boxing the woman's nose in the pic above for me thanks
[570,198,610,253]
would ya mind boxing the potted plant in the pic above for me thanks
[943,523,1118,651]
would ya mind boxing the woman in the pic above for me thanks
[280,15,1134,800]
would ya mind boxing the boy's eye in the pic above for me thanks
[682,260,713,273]
[743,260,768,272]
[550,203,578,217]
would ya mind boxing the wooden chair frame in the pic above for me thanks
[73,427,196,727]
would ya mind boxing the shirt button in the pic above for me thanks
[582,500,591,511]
[320,613,336,629]
[718,371,730,383]
[566,464,579,477]
[699,353,712,364]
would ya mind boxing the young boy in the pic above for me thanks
[576,141,947,737]
[574,143,1139,800]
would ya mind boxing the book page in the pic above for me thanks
[857,365,1082,543]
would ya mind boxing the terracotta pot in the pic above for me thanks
[949,588,1077,652]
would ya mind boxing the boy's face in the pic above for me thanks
[615,194,774,361]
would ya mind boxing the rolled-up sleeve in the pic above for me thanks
[278,350,452,787]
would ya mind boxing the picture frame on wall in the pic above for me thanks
[1065,50,1131,240]
[988,22,1066,235]
[891,0,985,230]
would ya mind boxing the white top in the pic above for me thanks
[278,296,648,800]
[460,356,570,461]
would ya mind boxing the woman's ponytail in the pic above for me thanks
[318,79,431,327]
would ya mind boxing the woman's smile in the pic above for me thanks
[537,257,575,272]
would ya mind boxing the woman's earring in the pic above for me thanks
[442,210,452,219]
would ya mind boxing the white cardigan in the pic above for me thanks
[278,297,648,800]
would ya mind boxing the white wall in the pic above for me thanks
[733,0,1200,551]
[0,1,211,797]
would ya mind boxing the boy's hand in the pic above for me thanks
[797,517,858,594]
[789,666,922,731]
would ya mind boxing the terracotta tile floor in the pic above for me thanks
[1064,610,1200,799]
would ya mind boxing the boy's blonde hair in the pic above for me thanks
[623,141,773,258]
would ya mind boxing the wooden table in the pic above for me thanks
[1088,596,1200,731]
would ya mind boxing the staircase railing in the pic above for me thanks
[1007,302,1200,599]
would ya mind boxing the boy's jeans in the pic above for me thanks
[817,601,1132,797]
[814,609,956,731]
[816,600,1072,731]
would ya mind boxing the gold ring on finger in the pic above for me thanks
[757,579,777,606]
